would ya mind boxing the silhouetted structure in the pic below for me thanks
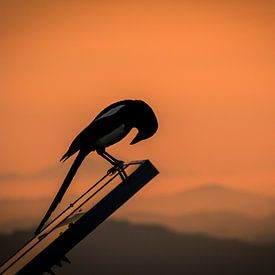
[35,100,158,235]
[0,160,159,274]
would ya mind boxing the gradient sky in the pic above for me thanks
[0,0,274,199]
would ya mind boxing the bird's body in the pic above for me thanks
[60,100,158,161]
[35,99,158,235]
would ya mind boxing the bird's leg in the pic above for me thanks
[103,151,124,166]
[96,149,125,175]
[104,151,124,176]
[104,152,126,178]
[97,150,116,165]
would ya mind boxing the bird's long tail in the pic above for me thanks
[34,151,87,235]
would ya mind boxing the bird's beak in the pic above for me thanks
[130,133,142,145]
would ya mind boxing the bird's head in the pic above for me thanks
[130,100,158,145]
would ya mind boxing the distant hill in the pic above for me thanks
[114,184,275,242]
[1,220,275,275]
[1,184,275,242]
[121,211,275,242]
[0,198,49,232]
[119,184,275,217]
[0,197,74,232]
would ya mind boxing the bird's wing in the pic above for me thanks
[60,100,133,161]
[85,107,131,137]
[93,100,133,121]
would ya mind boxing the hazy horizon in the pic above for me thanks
[2,220,275,275]
[1,0,275,200]
[1,182,275,244]
[0,1,274,272]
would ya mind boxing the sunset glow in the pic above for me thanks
[1,1,274,202]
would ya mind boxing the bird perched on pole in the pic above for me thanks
[34,99,158,235]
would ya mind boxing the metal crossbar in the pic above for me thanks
[0,160,159,275]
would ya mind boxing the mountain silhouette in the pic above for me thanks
[1,184,275,242]
[123,210,275,242]
[119,183,275,217]
[1,220,275,275]
[114,184,275,242]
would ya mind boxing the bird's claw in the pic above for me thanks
[107,161,125,175]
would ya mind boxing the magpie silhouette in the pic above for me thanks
[35,99,158,235]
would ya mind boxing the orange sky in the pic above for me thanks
[0,0,274,199]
